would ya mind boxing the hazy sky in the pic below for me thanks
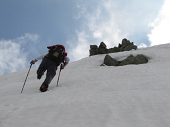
[0,0,169,75]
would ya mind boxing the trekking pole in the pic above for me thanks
[56,64,62,87]
[21,64,32,93]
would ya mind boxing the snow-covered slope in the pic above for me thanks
[0,43,170,127]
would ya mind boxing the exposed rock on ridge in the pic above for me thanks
[89,38,149,66]
[89,38,138,56]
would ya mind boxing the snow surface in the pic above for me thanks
[0,43,170,127]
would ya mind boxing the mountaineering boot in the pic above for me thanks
[39,84,48,92]
[37,67,46,79]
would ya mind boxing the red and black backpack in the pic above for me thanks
[46,44,66,65]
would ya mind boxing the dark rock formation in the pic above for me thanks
[89,45,98,56]
[89,38,148,66]
[107,47,120,53]
[104,55,120,66]
[99,42,107,49]
[98,42,107,54]
[89,38,138,56]
[103,54,148,66]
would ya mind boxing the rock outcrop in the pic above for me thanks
[103,54,148,66]
[89,38,149,66]
[89,38,138,56]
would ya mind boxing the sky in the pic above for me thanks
[0,43,170,127]
[0,0,170,75]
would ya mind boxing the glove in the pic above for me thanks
[30,59,37,64]
[61,65,64,69]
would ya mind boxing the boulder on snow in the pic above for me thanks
[119,54,148,66]
[103,54,148,66]
[104,55,120,66]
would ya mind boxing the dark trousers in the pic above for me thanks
[37,57,57,87]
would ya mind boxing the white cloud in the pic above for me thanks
[148,0,170,46]
[84,0,126,48]
[68,0,164,61]
[138,43,147,48]
[67,31,89,61]
[0,33,40,75]
[69,0,126,61]
[16,33,40,44]
[0,40,27,75]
